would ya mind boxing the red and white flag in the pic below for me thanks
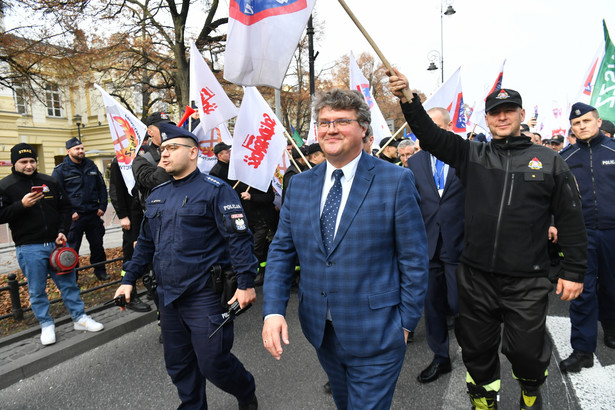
[94,84,146,193]
[224,0,316,89]
[423,67,466,136]
[575,42,606,104]
[229,87,288,192]
[190,42,238,134]
[469,59,506,133]
[349,52,392,147]
[193,122,233,174]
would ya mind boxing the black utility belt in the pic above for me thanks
[210,264,237,308]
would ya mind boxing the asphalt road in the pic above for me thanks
[1,286,613,409]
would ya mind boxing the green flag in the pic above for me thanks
[590,20,615,122]
[290,125,304,147]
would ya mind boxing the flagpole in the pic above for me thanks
[375,122,408,156]
[337,0,414,103]
[288,153,302,171]
[284,130,312,169]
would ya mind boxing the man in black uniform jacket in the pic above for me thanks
[389,70,587,410]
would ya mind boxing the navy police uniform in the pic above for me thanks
[560,104,615,353]
[122,124,258,409]
[52,144,108,279]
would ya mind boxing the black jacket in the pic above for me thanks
[402,96,587,282]
[52,156,107,214]
[0,170,72,245]
[109,158,142,220]
[131,143,171,210]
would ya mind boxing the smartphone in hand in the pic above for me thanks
[31,186,44,194]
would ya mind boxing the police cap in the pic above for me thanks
[569,102,597,120]
[158,123,199,145]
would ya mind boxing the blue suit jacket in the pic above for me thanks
[263,152,428,358]
[407,150,465,262]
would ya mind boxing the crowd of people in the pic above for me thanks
[1,71,613,409]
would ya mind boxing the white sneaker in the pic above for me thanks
[73,315,104,332]
[41,324,56,345]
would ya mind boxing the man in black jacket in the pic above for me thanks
[0,144,104,345]
[52,138,109,281]
[389,70,587,409]
[108,158,150,312]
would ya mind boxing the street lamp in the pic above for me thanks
[427,50,441,72]
[74,114,82,139]
[427,0,456,83]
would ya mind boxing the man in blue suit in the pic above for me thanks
[407,107,465,384]
[262,89,428,410]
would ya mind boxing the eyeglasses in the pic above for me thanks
[159,143,195,153]
[315,119,361,130]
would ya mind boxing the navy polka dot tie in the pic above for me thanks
[321,169,344,253]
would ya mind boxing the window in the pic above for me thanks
[13,81,28,114]
[45,84,62,117]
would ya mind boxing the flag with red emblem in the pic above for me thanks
[224,0,316,88]
[193,122,233,174]
[190,42,239,134]
[94,84,146,193]
[229,87,288,192]
[349,52,392,146]
[423,67,466,136]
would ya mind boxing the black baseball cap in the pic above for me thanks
[485,89,523,113]
[145,112,173,127]
[213,142,232,155]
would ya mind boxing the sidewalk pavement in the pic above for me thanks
[0,224,154,390]
[0,293,157,390]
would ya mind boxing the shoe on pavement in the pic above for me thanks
[559,350,593,373]
[238,394,258,410]
[73,314,104,332]
[417,359,452,383]
[126,296,151,312]
[94,271,110,281]
[41,324,56,345]
[520,386,542,409]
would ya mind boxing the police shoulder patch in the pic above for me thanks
[203,175,222,187]
[231,213,248,232]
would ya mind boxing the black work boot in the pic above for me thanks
[238,394,257,410]
[559,350,593,373]
[519,384,542,409]
[467,382,498,409]
[126,289,152,312]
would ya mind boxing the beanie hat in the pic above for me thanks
[11,143,37,165]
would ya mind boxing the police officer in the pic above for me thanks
[52,138,109,281]
[114,124,258,409]
[559,103,615,373]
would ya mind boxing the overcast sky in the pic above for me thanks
[310,0,614,121]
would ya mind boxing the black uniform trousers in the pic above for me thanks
[570,228,615,352]
[455,264,552,387]
[158,281,255,409]
[67,212,106,275]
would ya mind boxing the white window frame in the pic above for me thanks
[45,83,63,117]
[13,81,28,114]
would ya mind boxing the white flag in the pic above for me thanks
[190,42,238,134]
[94,84,146,193]
[423,67,466,136]
[306,112,319,145]
[193,122,233,174]
[224,0,316,88]
[575,41,606,104]
[349,52,392,147]
[229,87,288,192]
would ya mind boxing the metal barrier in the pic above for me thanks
[0,257,123,321]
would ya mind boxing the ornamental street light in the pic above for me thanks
[427,0,456,83]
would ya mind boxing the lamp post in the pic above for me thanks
[427,0,456,83]
[74,114,82,139]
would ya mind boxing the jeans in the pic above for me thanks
[16,243,85,328]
